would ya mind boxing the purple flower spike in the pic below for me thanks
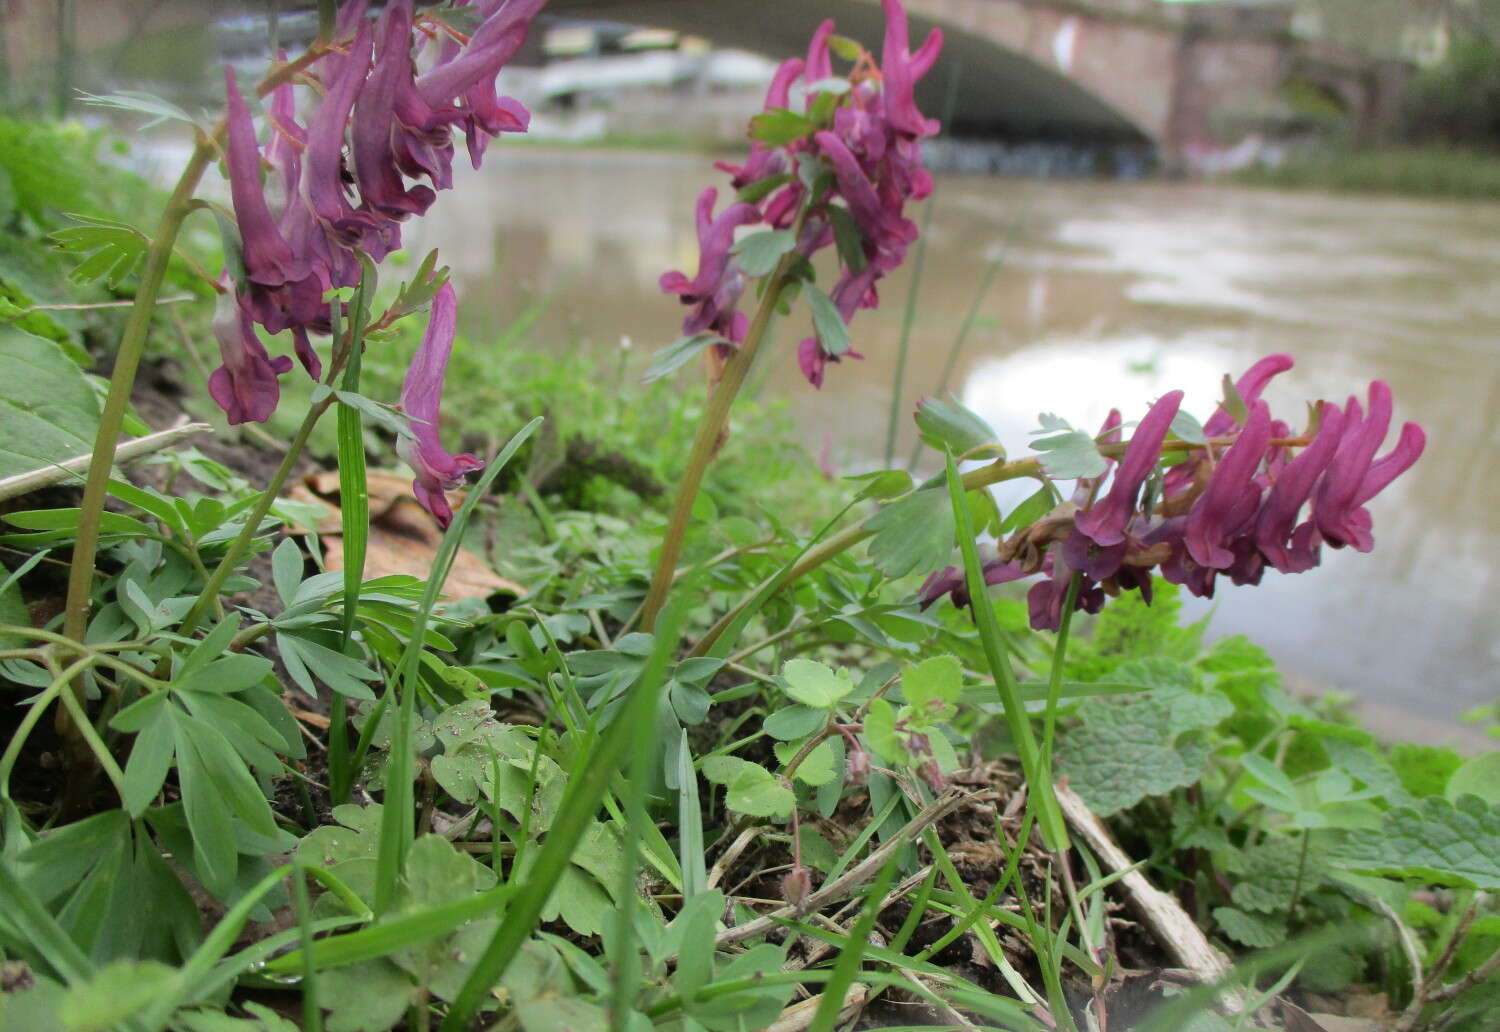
[1185,401,1272,570]
[396,284,484,527]
[1254,401,1345,573]
[881,0,944,138]
[208,287,292,426]
[1077,390,1183,548]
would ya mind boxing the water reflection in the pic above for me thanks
[404,148,1499,728]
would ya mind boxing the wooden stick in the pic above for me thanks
[0,422,212,502]
[1056,783,1246,1014]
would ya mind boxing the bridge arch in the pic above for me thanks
[546,0,1167,146]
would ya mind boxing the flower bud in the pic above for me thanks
[782,865,813,906]
[846,748,871,787]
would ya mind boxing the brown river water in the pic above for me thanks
[393,148,1499,737]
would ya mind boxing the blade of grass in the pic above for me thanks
[373,417,543,914]
[264,881,514,975]
[291,867,323,1032]
[942,452,1068,851]
[609,658,658,1028]
[0,858,95,984]
[676,727,707,901]
[439,598,684,1030]
[807,851,900,1032]
[330,273,372,808]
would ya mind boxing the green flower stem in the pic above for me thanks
[690,428,1317,659]
[56,142,214,755]
[179,393,336,638]
[689,453,1045,658]
[55,47,328,773]
[639,251,800,633]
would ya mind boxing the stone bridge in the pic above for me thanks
[547,0,1410,161]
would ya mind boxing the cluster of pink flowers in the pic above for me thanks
[659,0,943,387]
[212,0,545,523]
[920,355,1426,630]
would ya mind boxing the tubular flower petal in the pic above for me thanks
[207,286,292,426]
[881,0,944,138]
[301,23,382,250]
[1313,382,1389,550]
[1254,401,1345,573]
[1076,390,1183,548]
[797,337,864,390]
[353,0,437,219]
[1165,353,1294,498]
[396,285,484,528]
[1185,401,1272,569]
[659,188,760,340]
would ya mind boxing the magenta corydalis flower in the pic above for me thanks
[1185,401,1273,570]
[1312,381,1425,552]
[207,286,292,426]
[1076,390,1182,548]
[1254,401,1345,573]
[879,0,944,138]
[396,284,484,528]
[660,187,760,342]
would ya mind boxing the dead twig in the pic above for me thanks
[716,790,966,947]
[1056,783,1245,1015]
[0,422,213,502]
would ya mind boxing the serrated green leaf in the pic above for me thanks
[780,658,854,708]
[865,488,954,579]
[1032,427,1107,479]
[1229,837,1323,913]
[901,654,962,716]
[731,229,795,277]
[915,395,999,456]
[1336,795,1500,889]
[1212,906,1286,948]
[1057,690,1216,816]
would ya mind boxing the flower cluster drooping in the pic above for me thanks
[920,355,1426,631]
[213,0,544,523]
[659,0,943,386]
